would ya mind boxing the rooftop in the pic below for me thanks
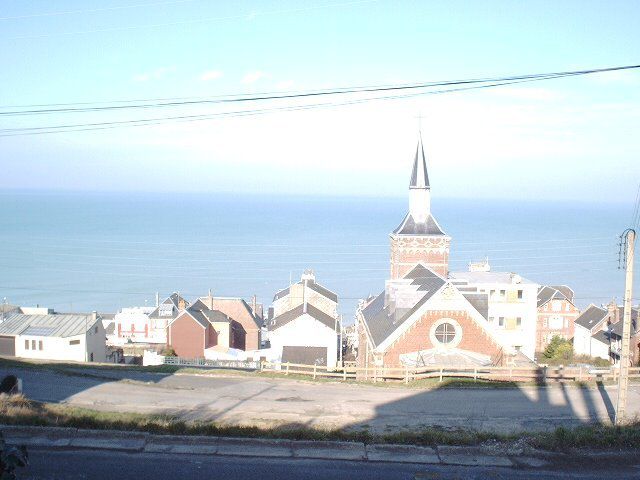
[0,313,99,338]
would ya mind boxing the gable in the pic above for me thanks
[376,282,505,353]
[169,311,207,330]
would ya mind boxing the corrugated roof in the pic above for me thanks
[0,313,98,337]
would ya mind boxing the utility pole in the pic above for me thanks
[615,228,636,425]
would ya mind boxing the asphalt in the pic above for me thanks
[14,445,640,479]
[3,365,639,433]
[4,425,640,479]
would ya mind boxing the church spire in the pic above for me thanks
[410,133,430,189]
[408,133,431,222]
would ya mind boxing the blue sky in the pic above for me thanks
[1,0,639,202]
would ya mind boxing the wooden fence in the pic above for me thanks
[260,361,640,384]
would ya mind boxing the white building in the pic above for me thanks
[573,304,611,360]
[0,312,107,362]
[109,306,157,345]
[268,303,341,369]
[449,266,539,360]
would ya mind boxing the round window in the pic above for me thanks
[434,322,456,345]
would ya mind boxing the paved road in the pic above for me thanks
[4,366,639,433]
[18,448,640,479]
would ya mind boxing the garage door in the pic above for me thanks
[0,336,15,356]
[282,346,327,366]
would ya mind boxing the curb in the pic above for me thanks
[0,424,603,469]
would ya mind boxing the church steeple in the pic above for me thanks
[410,134,430,189]
[408,134,431,223]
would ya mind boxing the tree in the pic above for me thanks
[543,335,574,363]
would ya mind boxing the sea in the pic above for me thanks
[0,191,635,323]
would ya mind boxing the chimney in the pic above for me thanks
[607,299,619,324]
[91,311,97,323]
[178,297,186,311]
[251,295,257,315]
[302,279,307,314]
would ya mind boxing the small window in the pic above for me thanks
[489,316,495,323]
[69,339,80,346]
[39,340,43,351]
[516,317,522,327]
[434,322,456,344]
[25,339,29,350]
[31,340,36,350]
[498,317,505,327]
[517,290,523,300]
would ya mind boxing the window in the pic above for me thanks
[25,339,29,350]
[434,322,456,344]
[552,301,561,312]
[90,353,94,362]
[31,340,36,350]
[69,339,80,346]
[517,290,523,300]
[500,290,506,298]
[38,340,43,351]
[498,317,505,327]
[516,317,522,327]
[489,316,495,323]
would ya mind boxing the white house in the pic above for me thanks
[268,303,340,369]
[109,306,157,345]
[0,312,107,362]
[573,304,611,360]
[449,266,539,360]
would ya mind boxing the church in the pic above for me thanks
[356,135,538,369]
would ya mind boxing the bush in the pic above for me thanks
[543,336,574,363]
[160,346,176,357]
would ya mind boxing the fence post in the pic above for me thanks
[343,366,347,381]
[578,366,582,382]
[313,364,317,379]
[286,362,290,376]
[542,366,547,383]
[374,366,378,383]
[509,367,513,381]
[439,367,443,383]
[404,366,409,384]
[474,367,477,382]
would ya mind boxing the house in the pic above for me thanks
[145,293,189,344]
[535,285,580,353]
[449,267,539,360]
[272,270,338,318]
[0,311,107,362]
[268,302,340,368]
[166,300,243,358]
[356,135,518,370]
[573,304,611,360]
[608,306,640,365]
[108,307,155,345]
[197,294,262,351]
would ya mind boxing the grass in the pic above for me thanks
[0,356,626,389]
[1,395,639,452]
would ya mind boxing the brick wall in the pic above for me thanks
[536,299,579,353]
[379,309,503,367]
[390,235,450,278]
[168,313,205,358]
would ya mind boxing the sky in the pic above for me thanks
[1,0,639,202]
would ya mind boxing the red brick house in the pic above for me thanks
[535,285,580,354]
[198,295,262,351]
[167,300,243,358]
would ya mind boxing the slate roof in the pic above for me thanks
[410,135,430,189]
[0,313,99,338]
[200,297,262,329]
[149,293,188,319]
[184,304,231,328]
[574,305,608,331]
[462,293,489,320]
[360,264,446,348]
[609,307,640,337]
[591,329,612,346]
[392,212,446,236]
[536,285,575,308]
[273,280,338,303]
[271,303,337,331]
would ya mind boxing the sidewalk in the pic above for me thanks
[1,424,628,470]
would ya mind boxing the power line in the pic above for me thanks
[2,64,638,117]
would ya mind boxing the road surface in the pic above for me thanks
[4,365,637,433]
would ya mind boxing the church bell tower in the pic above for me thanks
[390,134,451,278]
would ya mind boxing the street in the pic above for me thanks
[17,448,640,479]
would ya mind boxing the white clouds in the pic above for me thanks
[199,70,223,81]
[132,66,175,82]
[242,70,267,84]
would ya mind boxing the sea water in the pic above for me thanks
[0,191,634,321]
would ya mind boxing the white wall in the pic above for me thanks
[573,324,592,356]
[268,314,339,369]
[111,307,164,345]
[16,320,106,363]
